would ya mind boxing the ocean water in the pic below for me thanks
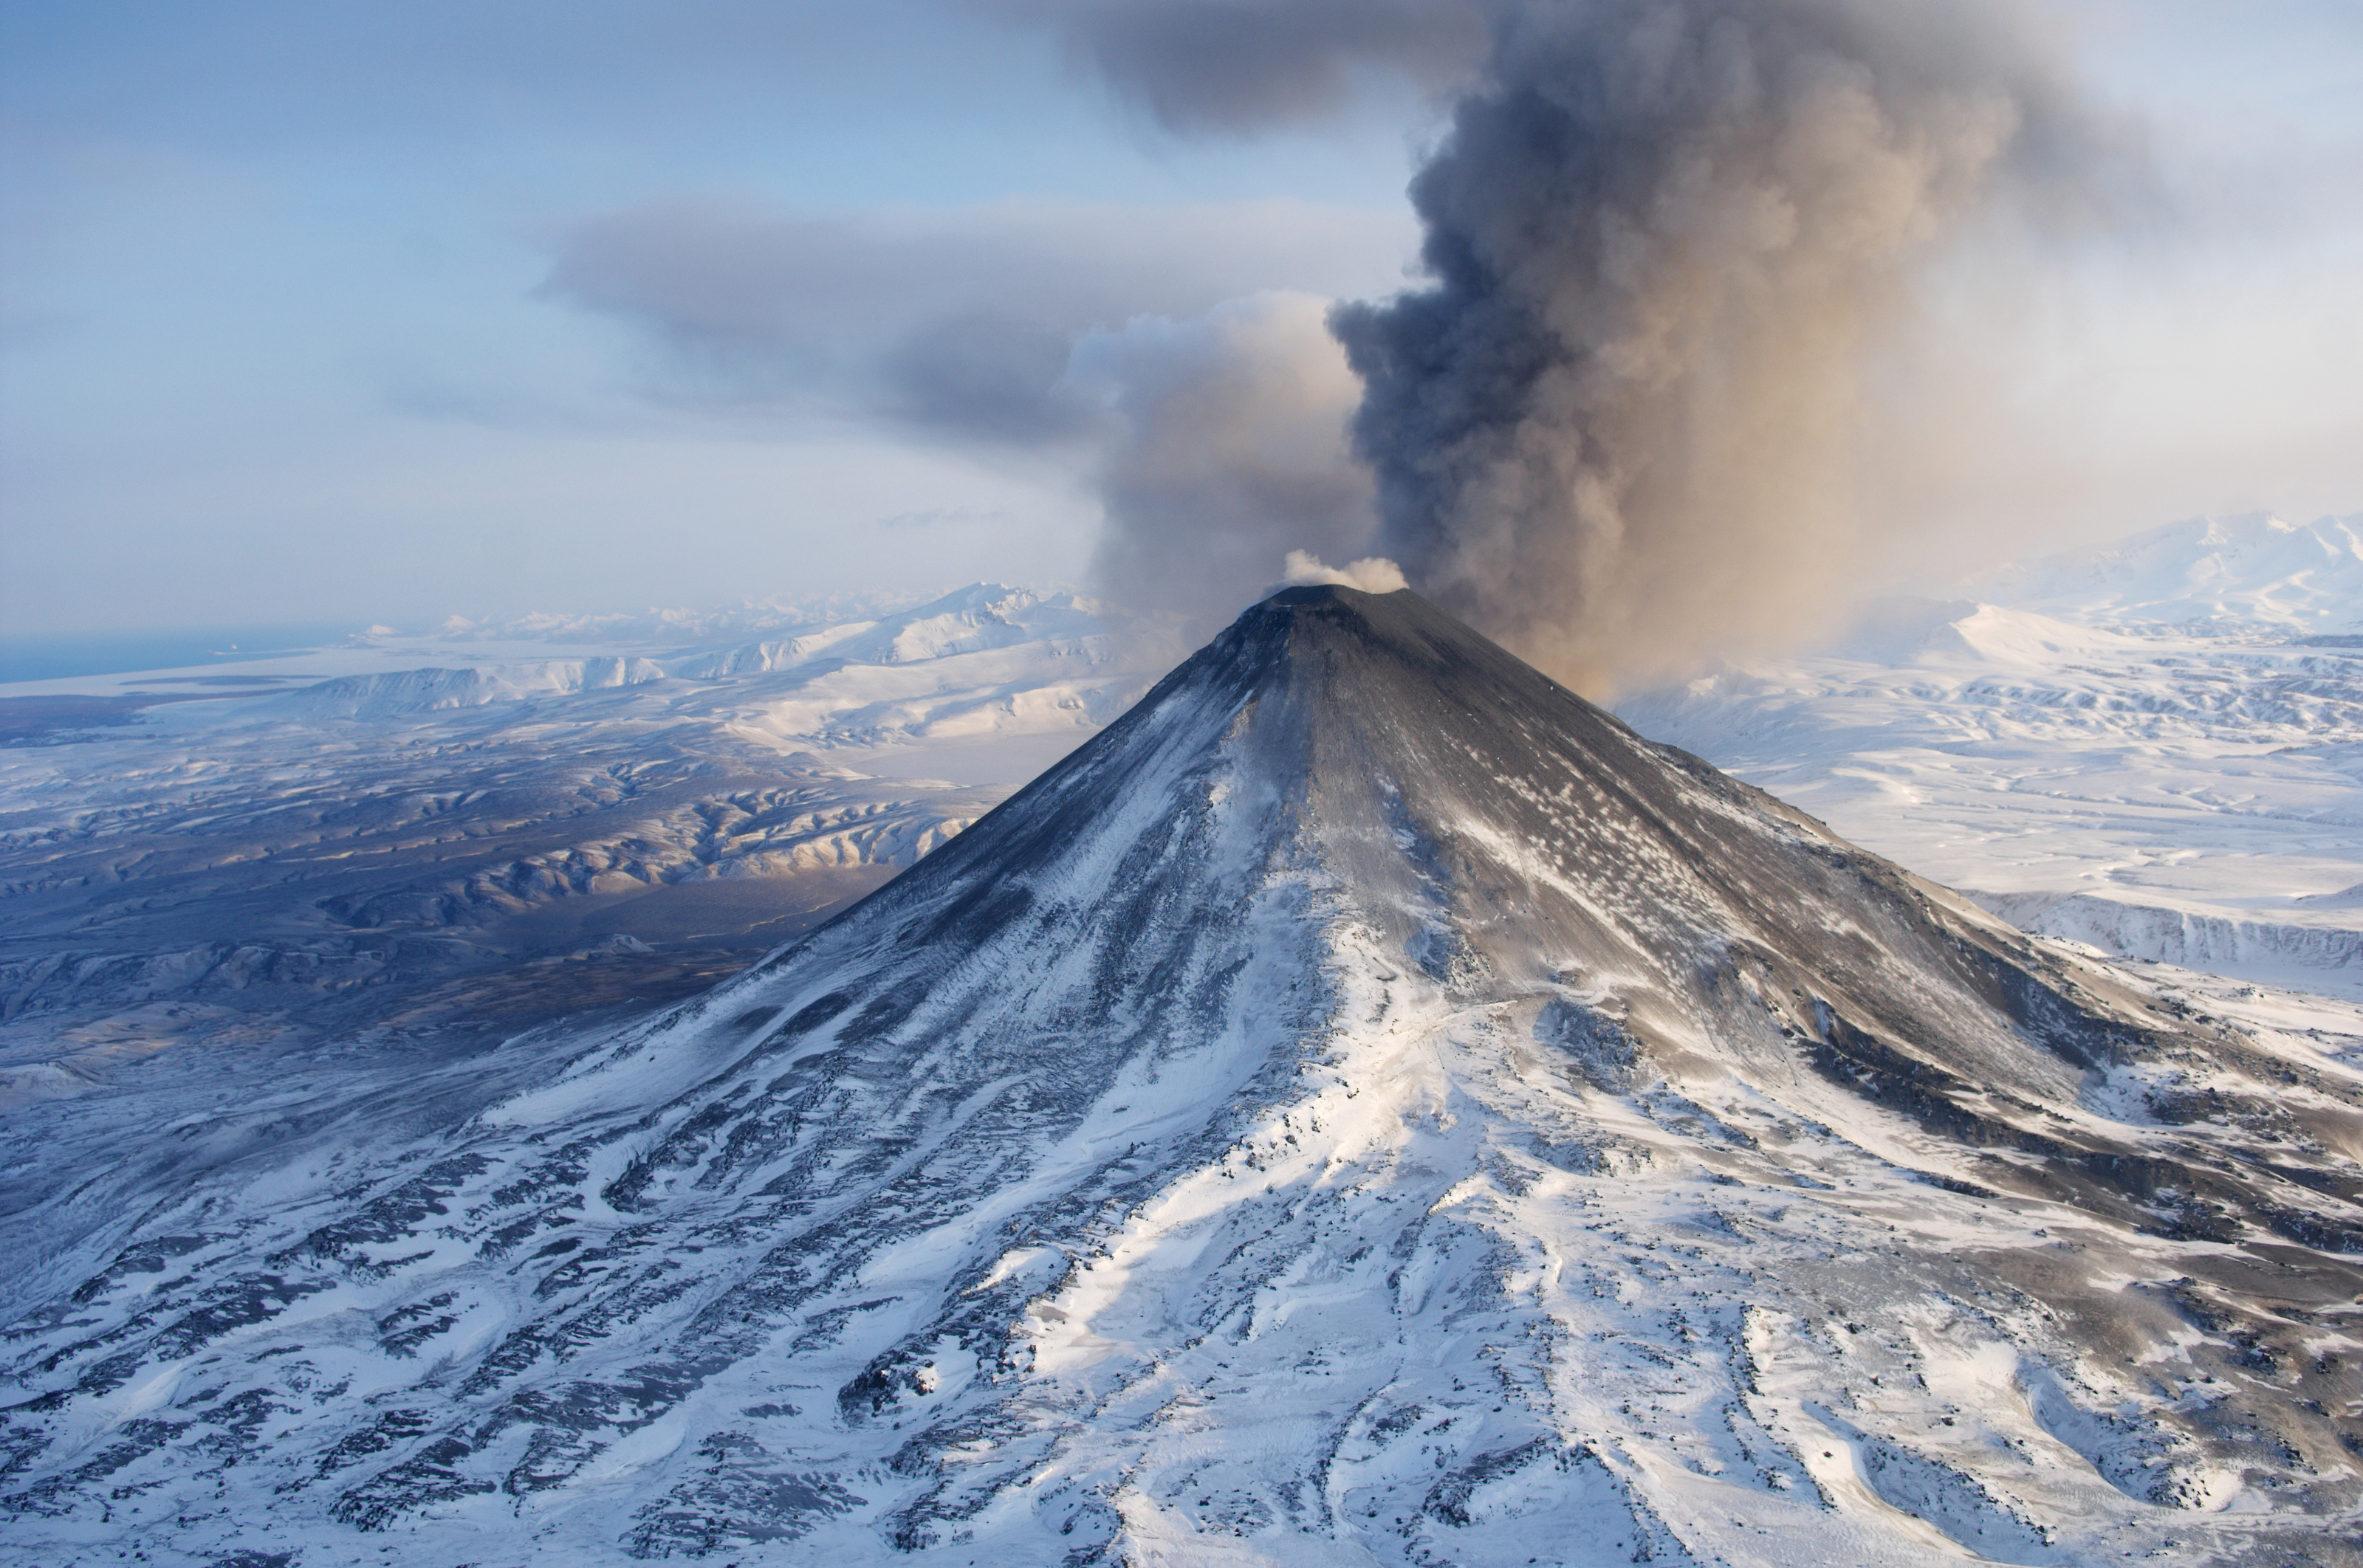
[0,623,360,684]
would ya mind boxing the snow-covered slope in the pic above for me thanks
[1961,511,2363,636]
[1622,517,2363,1001]
[4,587,2355,1565]
[269,656,675,716]
[0,585,1173,1304]
[252,584,1142,735]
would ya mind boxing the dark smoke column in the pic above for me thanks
[1333,0,2087,694]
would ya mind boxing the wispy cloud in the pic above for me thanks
[538,196,1413,441]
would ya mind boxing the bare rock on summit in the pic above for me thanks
[4,585,2359,1564]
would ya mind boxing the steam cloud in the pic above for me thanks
[1039,0,2113,691]
[1280,550,1410,594]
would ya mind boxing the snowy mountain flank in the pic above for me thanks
[0,585,1170,1335]
[3,586,2356,1564]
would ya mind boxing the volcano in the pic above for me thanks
[4,586,2359,1565]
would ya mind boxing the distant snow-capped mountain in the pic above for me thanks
[1621,512,2363,1000]
[4,586,2356,1565]
[429,586,944,645]
[1957,511,2363,635]
[270,585,1148,723]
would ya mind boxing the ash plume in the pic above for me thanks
[1073,292,1376,632]
[1328,0,2109,693]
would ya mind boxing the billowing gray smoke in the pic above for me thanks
[554,3,2116,678]
[1030,0,2110,690]
[1327,0,2099,692]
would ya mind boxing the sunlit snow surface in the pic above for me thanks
[1,583,2356,1565]
[1622,513,2363,1002]
[0,585,1172,1309]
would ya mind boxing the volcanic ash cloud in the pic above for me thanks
[1331,0,2104,693]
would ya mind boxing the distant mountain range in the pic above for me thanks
[1623,512,2363,1000]
[1958,511,2363,635]
[263,585,1142,721]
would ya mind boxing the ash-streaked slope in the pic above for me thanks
[4,588,2359,1566]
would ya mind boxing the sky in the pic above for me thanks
[1,0,2358,641]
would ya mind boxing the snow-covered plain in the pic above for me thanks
[0,584,1165,1042]
[0,582,2356,1566]
[0,586,1176,1284]
[1620,513,2363,1001]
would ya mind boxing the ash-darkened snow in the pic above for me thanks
[5,587,2360,1565]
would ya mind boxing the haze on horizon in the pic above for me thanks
[2,0,2358,672]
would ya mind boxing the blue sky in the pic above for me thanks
[1,0,2357,638]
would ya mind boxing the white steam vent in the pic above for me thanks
[1279,549,1408,594]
